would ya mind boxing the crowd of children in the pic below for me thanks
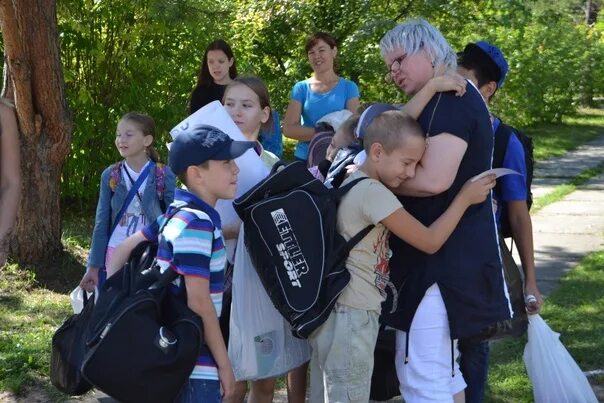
[77,18,541,403]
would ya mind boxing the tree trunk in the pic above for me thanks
[585,0,599,25]
[581,0,599,107]
[0,0,72,265]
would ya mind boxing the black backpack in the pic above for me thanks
[233,161,372,339]
[81,206,204,403]
[492,118,534,238]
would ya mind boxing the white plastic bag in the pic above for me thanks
[69,286,94,314]
[228,228,311,381]
[523,314,597,403]
[170,101,269,262]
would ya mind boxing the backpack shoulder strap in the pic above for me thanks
[155,163,167,212]
[108,161,123,192]
[154,163,166,197]
[150,203,214,289]
[344,224,375,254]
[331,176,368,202]
[493,117,513,169]
[332,175,375,254]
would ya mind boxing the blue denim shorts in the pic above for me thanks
[176,378,221,403]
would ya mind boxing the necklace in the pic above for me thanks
[425,92,443,147]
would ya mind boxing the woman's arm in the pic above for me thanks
[282,100,316,142]
[346,97,360,114]
[0,103,20,266]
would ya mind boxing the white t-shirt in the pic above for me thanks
[107,161,150,248]
[336,170,402,312]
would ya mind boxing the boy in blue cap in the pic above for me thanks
[106,125,256,403]
[457,41,543,403]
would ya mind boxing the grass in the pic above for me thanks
[0,210,90,398]
[526,107,604,161]
[0,264,72,399]
[486,249,604,402]
[531,162,604,213]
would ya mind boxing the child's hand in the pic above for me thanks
[427,73,467,96]
[459,175,496,205]
[219,365,236,401]
[525,283,543,314]
[79,267,99,292]
[345,163,359,175]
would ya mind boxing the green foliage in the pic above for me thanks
[490,17,598,125]
[58,0,233,205]
[526,107,604,160]
[3,0,604,206]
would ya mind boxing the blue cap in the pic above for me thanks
[474,41,509,88]
[355,103,398,138]
[169,125,256,175]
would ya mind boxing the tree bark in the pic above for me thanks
[0,0,72,265]
[585,0,599,25]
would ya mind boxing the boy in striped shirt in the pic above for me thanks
[106,125,256,402]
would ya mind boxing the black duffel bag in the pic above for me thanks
[370,325,400,401]
[50,291,95,396]
[467,236,528,342]
[81,207,204,403]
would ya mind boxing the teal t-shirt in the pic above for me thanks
[290,78,359,160]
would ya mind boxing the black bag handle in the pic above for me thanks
[331,176,367,202]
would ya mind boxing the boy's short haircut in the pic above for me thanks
[176,161,209,188]
[363,111,424,154]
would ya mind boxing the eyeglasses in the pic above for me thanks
[384,54,407,83]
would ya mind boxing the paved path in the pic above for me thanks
[73,136,604,403]
[515,135,604,296]
[531,135,604,199]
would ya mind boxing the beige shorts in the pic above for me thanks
[308,303,380,403]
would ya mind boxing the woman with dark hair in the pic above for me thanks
[0,99,20,267]
[189,39,238,114]
[283,32,360,162]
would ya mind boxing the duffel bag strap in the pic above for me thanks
[148,203,214,290]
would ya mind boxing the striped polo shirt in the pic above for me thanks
[142,188,225,380]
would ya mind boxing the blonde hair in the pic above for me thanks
[363,111,424,153]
